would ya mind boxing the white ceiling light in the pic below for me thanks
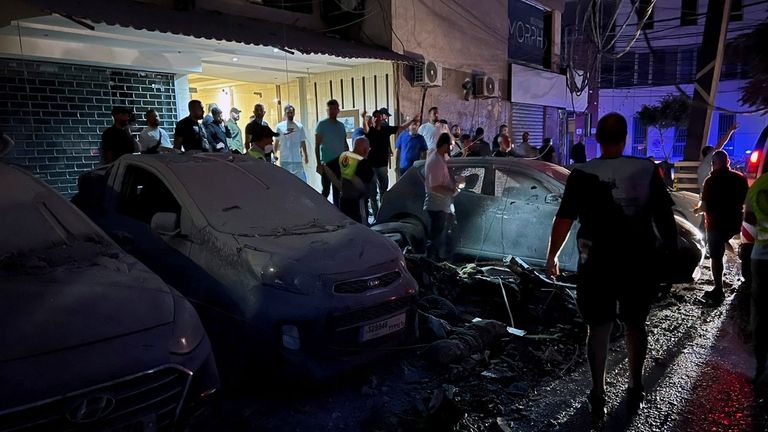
[232,57,239,62]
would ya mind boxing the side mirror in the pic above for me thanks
[545,193,562,205]
[151,212,180,236]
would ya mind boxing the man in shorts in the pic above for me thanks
[546,113,678,421]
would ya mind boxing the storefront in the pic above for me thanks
[0,0,411,195]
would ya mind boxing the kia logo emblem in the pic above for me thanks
[367,278,380,288]
[66,394,115,423]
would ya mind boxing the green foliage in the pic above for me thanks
[737,21,768,112]
[636,93,690,160]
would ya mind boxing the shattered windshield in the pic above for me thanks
[169,159,350,236]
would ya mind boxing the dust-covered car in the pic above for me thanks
[373,157,705,283]
[73,153,418,378]
[0,162,218,431]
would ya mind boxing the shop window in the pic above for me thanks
[637,52,651,86]
[673,127,687,158]
[118,166,181,225]
[681,0,698,25]
[632,116,647,157]
[718,114,737,155]
[731,0,743,22]
[678,47,698,83]
[494,169,548,203]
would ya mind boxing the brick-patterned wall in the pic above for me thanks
[0,59,178,197]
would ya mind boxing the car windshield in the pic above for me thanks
[1,167,106,256]
[168,158,350,236]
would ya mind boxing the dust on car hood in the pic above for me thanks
[0,249,173,362]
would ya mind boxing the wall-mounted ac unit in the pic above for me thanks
[414,60,443,87]
[474,75,498,98]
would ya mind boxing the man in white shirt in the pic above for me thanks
[418,106,450,152]
[275,104,308,182]
[424,132,463,261]
[138,109,172,152]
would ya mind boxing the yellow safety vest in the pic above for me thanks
[339,151,363,180]
[247,147,266,160]
[749,173,768,245]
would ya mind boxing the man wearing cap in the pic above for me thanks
[363,109,420,216]
[101,106,137,163]
[247,125,279,161]
[174,100,208,152]
[275,104,308,182]
[226,107,244,154]
[325,136,374,224]
[203,106,232,153]
[378,107,392,125]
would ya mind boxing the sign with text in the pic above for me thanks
[508,0,549,68]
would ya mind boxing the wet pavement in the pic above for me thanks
[191,257,768,432]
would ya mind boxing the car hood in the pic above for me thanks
[235,223,403,286]
[0,250,173,362]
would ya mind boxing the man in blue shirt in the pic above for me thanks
[315,99,348,207]
[395,121,428,177]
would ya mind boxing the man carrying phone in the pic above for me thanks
[275,104,308,182]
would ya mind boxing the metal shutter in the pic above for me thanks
[510,103,545,146]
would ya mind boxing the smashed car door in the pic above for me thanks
[449,165,504,257]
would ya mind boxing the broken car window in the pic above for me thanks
[451,167,485,194]
[494,169,548,203]
[118,166,181,225]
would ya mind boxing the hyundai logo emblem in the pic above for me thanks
[367,278,381,288]
[66,394,115,423]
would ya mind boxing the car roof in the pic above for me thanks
[412,157,571,183]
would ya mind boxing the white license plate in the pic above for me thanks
[360,313,407,342]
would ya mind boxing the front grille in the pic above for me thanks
[333,270,402,294]
[0,366,190,432]
[329,297,412,330]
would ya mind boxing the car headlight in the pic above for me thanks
[261,265,318,295]
[169,295,205,355]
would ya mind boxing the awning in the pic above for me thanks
[22,0,415,63]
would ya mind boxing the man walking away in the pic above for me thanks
[418,107,450,152]
[698,122,739,192]
[246,104,274,162]
[325,137,374,224]
[492,124,509,152]
[226,107,244,154]
[571,136,587,164]
[425,133,463,261]
[275,104,309,182]
[745,173,768,386]
[364,109,420,216]
[101,106,137,163]
[203,106,231,153]
[174,100,207,152]
[395,120,428,178]
[698,150,749,304]
[315,99,348,207]
[246,125,279,161]
[138,109,172,153]
[546,113,678,421]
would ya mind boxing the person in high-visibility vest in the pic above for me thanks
[324,137,373,224]
[247,124,279,161]
[745,173,768,385]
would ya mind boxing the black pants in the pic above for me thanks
[340,198,365,224]
[427,210,450,261]
[320,170,340,207]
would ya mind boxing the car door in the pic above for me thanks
[449,164,504,257]
[492,167,578,269]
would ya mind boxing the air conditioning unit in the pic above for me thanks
[474,75,498,98]
[414,60,443,87]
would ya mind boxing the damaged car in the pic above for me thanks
[0,162,218,431]
[374,157,705,283]
[73,153,418,378]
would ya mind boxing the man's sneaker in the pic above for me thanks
[702,289,725,305]
[588,389,606,420]
[627,386,645,415]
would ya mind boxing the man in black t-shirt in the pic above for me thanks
[363,109,419,216]
[174,100,207,152]
[546,113,677,420]
[101,106,137,164]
